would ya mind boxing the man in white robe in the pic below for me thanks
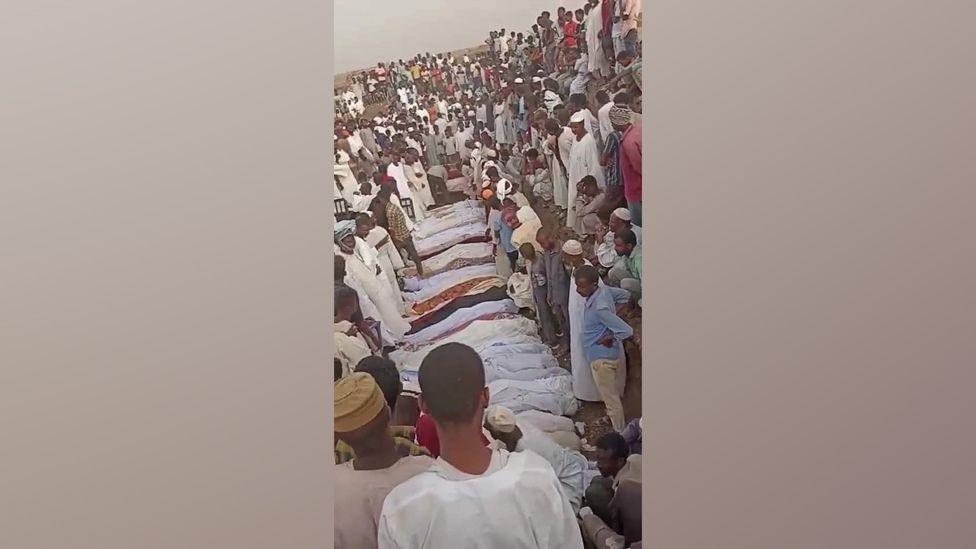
[563,240,627,402]
[403,148,436,213]
[335,220,410,342]
[334,285,374,377]
[386,152,426,221]
[377,343,583,549]
[355,213,406,314]
[567,110,606,229]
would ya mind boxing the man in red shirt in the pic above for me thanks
[612,105,642,225]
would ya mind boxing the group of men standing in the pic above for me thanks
[333,1,645,547]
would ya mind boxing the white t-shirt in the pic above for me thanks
[377,449,583,549]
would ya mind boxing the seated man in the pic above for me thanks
[609,228,642,301]
[583,433,643,547]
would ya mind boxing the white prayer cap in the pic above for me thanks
[485,405,516,433]
[532,76,542,83]
[569,110,587,124]
[482,160,497,169]
[467,110,476,116]
[514,77,524,84]
[497,178,513,199]
[408,127,415,132]
[612,207,632,221]
[485,149,498,159]
[562,239,583,255]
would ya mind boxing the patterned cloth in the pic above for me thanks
[385,202,411,242]
[334,425,430,464]
[603,131,623,190]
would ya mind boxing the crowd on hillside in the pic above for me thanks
[334,2,643,548]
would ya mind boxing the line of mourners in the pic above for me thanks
[334,2,643,548]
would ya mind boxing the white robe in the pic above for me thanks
[387,162,426,221]
[363,227,406,314]
[377,450,583,549]
[334,320,372,377]
[585,6,612,78]
[334,163,375,213]
[567,133,606,229]
[569,260,626,401]
[339,240,410,342]
[405,161,436,213]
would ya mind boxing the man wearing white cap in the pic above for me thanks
[563,240,629,403]
[386,150,426,221]
[597,207,642,273]
[484,405,588,513]
[568,110,606,228]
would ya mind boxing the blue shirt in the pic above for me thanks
[490,213,518,254]
[581,285,633,362]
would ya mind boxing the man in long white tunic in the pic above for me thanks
[335,220,410,342]
[563,240,626,402]
[403,148,436,213]
[386,152,426,221]
[567,110,606,229]
[355,213,406,315]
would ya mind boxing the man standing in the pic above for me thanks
[568,110,606,229]
[423,126,442,167]
[404,148,436,213]
[377,343,583,549]
[574,265,633,431]
[334,373,434,549]
[386,150,427,221]
[376,185,424,276]
[615,104,642,225]
[536,226,571,355]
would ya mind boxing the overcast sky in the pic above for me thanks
[334,0,567,73]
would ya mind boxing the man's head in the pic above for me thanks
[579,175,599,197]
[614,228,638,257]
[561,239,585,268]
[354,213,374,239]
[334,372,392,452]
[544,118,562,137]
[335,285,359,321]
[334,254,346,280]
[609,105,634,132]
[570,116,587,139]
[483,405,522,451]
[485,166,501,183]
[616,50,636,67]
[404,148,419,164]
[519,242,537,263]
[609,207,633,233]
[574,264,601,298]
[596,89,610,106]
[355,356,402,411]
[502,208,521,229]
[418,343,488,430]
[595,432,630,478]
[536,225,558,251]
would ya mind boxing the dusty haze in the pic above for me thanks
[334,0,570,72]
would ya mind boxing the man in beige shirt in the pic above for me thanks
[334,373,434,549]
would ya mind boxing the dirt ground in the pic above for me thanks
[529,200,643,458]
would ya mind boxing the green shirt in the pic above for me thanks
[625,245,642,281]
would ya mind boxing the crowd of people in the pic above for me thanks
[334,2,643,547]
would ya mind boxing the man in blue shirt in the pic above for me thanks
[574,265,633,430]
[489,199,519,272]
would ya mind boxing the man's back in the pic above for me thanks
[377,449,583,549]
